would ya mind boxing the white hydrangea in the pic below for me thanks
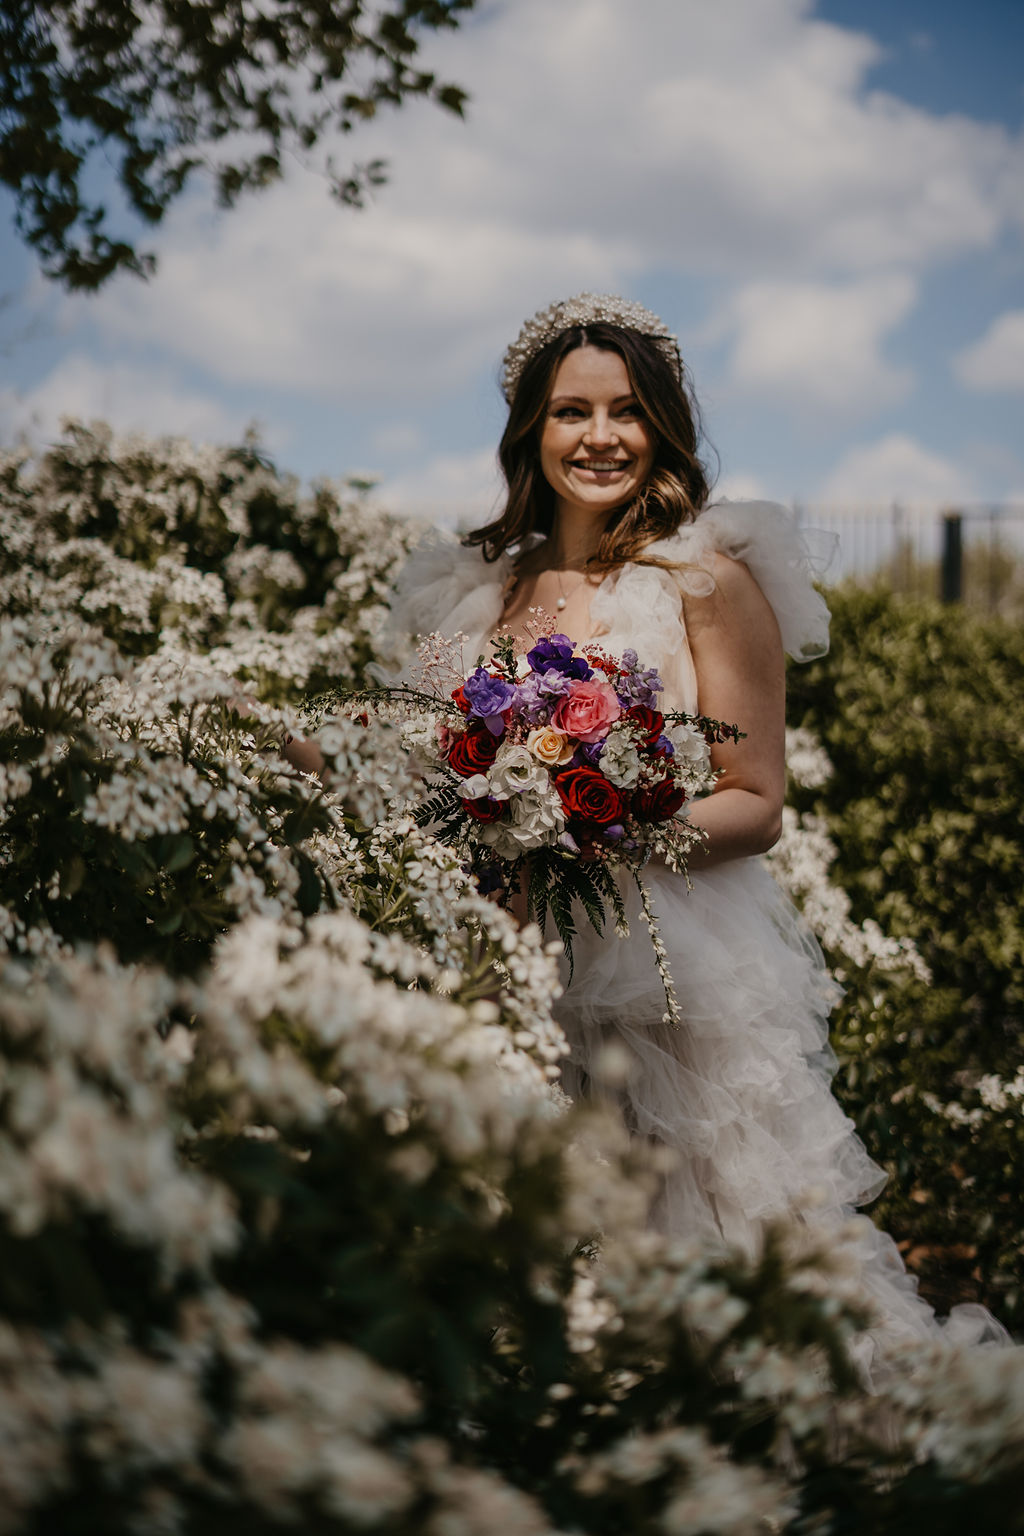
[479,782,566,857]
[598,729,642,790]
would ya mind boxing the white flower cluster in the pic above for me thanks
[0,422,412,707]
[909,1065,1024,1137]
[767,731,931,982]
[597,729,643,790]
[0,952,237,1271]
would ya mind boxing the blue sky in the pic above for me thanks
[1,0,1022,524]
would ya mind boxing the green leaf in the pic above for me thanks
[295,850,323,916]
[153,906,184,935]
[561,860,607,937]
[547,875,578,982]
[161,832,196,873]
[59,853,87,899]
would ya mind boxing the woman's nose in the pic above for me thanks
[583,411,617,445]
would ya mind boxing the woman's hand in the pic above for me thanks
[228,690,326,779]
[681,552,786,869]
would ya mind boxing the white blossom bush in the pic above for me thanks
[0,420,411,696]
[7,934,1024,1536]
[3,423,1024,1533]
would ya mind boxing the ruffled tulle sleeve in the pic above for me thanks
[374,529,512,676]
[653,500,835,662]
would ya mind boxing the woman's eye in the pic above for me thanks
[553,407,583,419]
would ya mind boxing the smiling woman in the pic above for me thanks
[381,290,1010,1385]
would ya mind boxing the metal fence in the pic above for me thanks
[792,503,1024,616]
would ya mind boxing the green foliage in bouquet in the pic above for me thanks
[785,583,1024,1330]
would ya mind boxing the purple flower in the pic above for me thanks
[526,634,592,680]
[616,674,662,709]
[512,668,572,724]
[473,864,507,895]
[574,740,604,766]
[615,648,664,709]
[463,667,517,734]
[654,734,675,757]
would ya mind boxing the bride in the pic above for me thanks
[374,293,1005,1378]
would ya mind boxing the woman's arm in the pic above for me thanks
[228,692,327,778]
[681,552,786,869]
[281,732,326,778]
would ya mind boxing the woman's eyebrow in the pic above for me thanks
[548,392,638,406]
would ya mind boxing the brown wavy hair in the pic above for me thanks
[464,322,714,572]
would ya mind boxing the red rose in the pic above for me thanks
[556,767,627,828]
[451,684,471,715]
[625,705,665,747]
[632,776,687,822]
[463,795,506,824]
[446,725,499,778]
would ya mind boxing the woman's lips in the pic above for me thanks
[568,459,631,476]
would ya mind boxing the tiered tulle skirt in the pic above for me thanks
[554,859,1006,1378]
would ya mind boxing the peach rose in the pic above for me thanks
[526,726,574,766]
[551,680,622,743]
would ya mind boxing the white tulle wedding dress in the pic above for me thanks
[383,499,1006,1380]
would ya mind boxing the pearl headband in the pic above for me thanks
[501,292,683,403]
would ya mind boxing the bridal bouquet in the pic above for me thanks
[340,628,742,1026]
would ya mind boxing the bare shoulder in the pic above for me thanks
[682,551,780,646]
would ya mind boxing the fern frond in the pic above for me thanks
[603,866,629,934]
[561,860,607,936]
[527,853,552,934]
[413,783,463,827]
[547,877,579,982]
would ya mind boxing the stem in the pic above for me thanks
[633,871,683,1031]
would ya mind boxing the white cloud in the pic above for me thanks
[53,0,1021,410]
[428,0,1021,273]
[817,433,977,505]
[721,274,915,411]
[714,470,770,502]
[88,193,630,400]
[374,445,503,528]
[0,355,252,446]
[954,310,1024,391]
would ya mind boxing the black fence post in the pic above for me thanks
[940,511,963,604]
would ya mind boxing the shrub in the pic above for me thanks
[786,583,1024,1329]
[3,426,1024,1533]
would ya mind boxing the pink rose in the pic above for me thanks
[551,680,622,743]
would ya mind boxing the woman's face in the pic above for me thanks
[538,345,656,521]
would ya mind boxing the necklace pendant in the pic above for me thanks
[556,596,567,610]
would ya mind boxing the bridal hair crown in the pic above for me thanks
[501,292,683,403]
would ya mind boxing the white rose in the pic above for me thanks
[488,744,548,800]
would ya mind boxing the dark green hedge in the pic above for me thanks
[788,584,1024,1329]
